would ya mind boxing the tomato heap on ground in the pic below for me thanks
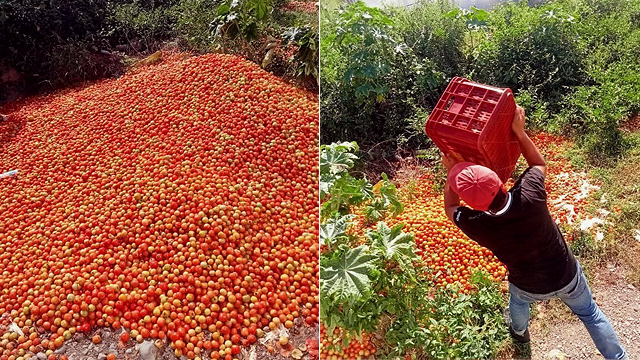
[0,53,319,360]
[319,326,375,360]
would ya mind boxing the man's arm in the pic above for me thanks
[441,152,462,222]
[512,105,547,175]
[444,182,460,222]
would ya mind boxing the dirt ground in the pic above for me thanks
[522,261,640,360]
[41,319,318,360]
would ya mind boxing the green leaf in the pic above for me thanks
[319,173,334,200]
[377,173,404,216]
[321,175,373,219]
[320,142,359,176]
[445,8,461,19]
[320,245,377,303]
[368,222,417,272]
[320,214,356,246]
[254,0,268,20]
[217,3,230,15]
[363,199,385,223]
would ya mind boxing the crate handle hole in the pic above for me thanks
[446,97,455,111]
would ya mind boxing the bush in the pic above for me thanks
[320,1,453,153]
[470,1,586,121]
[175,0,220,52]
[0,0,117,97]
[104,0,180,53]
[320,0,640,163]
[1,0,317,104]
[391,0,467,81]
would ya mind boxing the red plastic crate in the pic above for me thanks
[425,77,521,182]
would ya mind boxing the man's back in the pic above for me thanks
[453,167,578,294]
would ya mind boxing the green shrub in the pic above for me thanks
[320,1,449,153]
[174,0,220,52]
[0,0,116,95]
[471,1,586,119]
[391,0,467,81]
[104,0,179,52]
[321,0,640,163]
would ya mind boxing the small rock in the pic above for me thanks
[548,349,567,359]
[126,348,134,354]
[140,340,158,360]
[98,354,107,360]
[36,353,47,360]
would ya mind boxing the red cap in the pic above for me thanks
[447,162,503,211]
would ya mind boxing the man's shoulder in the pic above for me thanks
[512,166,547,202]
[454,206,489,227]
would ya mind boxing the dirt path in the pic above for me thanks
[528,262,640,359]
[46,320,318,360]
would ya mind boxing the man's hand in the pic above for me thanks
[511,104,547,175]
[441,152,464,171]
[511,105,526,137]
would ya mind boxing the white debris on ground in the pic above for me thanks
[580,217,605,232]
[547,348,568,359]
[8,322,23,336]
[579,215,607,242]
[634,229,640,243]
[577,177,600,200]
[552,176,601,227]
[554,201,577,224]
[240,346,257,360]
[259,323,290,346]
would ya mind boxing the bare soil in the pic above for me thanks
[44,320,318,360]
[526,261,640,360]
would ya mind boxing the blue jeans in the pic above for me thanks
[508,262,627,360]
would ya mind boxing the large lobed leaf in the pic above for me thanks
[368,222,417,272]
[377,173,404,217]
[320,214,356,246]
[320,141,359,176]
[320,245,377,303]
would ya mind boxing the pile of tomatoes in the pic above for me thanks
[533,133,600,226]
[319,326,376,360]
[0,53,319,360]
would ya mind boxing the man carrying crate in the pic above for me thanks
[441,105,627,360]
